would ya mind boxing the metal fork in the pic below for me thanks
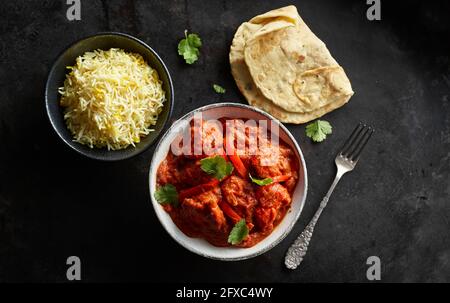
[285,123,374,269]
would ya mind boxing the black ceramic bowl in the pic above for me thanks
[45,32,174,161]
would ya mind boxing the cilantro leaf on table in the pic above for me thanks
[305,120,333,142]
[200,156,233,181]
[177,30,202,64]
[228,219,249,245]
[249,174,273,186]
[154,184,179,206]
[213,84,226,94]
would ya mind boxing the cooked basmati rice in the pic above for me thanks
[58,48,166,150]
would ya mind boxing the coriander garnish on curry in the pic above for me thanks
[154,118,299,247]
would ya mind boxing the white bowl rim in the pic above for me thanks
[148,102,308,261]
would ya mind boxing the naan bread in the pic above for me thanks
[230,5,354,124]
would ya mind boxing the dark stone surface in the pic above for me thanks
[0,0,449,282]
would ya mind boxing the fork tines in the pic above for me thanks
[340,122,374,162]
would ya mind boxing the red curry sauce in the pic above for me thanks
[156,118,299,247]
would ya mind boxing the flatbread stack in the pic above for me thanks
[230,5,354,124]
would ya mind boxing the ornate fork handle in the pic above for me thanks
[285,173,342,269]
[285,196,328,269]
[285,123,374,269]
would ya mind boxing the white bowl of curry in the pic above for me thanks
[149,103,307,260]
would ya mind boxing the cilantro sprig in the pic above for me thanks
[154,184,179,206]
[305,120,332,142]
[228,219,249,245]
[249,174,273,186]
[200,156,233,181]
[178,30,202,64]
[213,84,226,94]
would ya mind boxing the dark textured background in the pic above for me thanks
[0,0,449,282]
